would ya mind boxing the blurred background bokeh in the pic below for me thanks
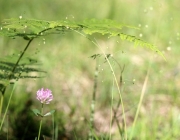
[0,0,180,139]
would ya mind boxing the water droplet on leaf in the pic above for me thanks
[139,33,143,37]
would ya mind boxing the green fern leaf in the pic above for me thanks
[0,18,165,59]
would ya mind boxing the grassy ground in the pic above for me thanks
[0,0,180,139]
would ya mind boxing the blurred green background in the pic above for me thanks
[0,0,180,139]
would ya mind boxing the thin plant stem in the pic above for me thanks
[37,103,44,140]
[73,30,127,140]
[111,63,124,125]
[129,68,149,140]
[52,114,55,140]
[0,93,4,119]
[0,26,51,120]
[0,38,33,119]
[89,58,99,140]
[109,79,115,139]
[7,114,9,140]
[0,83,16,131]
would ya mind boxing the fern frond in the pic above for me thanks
[0,54,46,92]
[0,18,165,59]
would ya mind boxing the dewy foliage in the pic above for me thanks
[0,18,165,54]
[0,54,46,93]
[0,18,165,56]
[0,18,165,92]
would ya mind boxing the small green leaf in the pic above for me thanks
[43,110,55,117]
[31,109,43,117]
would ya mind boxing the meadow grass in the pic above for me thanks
[0,0,180,140]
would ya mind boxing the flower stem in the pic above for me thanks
[37,103,44,140]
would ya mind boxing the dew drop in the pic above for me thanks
[116,41,119,43]
[143,9,148,13]
[107,47,109,49]
[19,15,22,19]
[40,33,43,35]
[0,27,2,30]
[43,41,46,44]
[139,33,143,37]
[99,65,101,67]
[166,47,171,51]
[102,80,103,83]
[159,70,163,73]
[24,25,27,28]
[66,26,69,29]
[8,28,9,30]
[145,25,148,28]
[177,32,179,36]
[138,24,142,27]
[102,69,103,71]
[168,41,172,44]
[149,7,153,10]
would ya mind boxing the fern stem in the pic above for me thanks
[10,39,34,79]
[88,58,99,140]
[109,79,115,139]
[1,38,33,96]
[73,30,127,140]
[0,38,33,131]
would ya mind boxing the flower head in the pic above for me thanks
[36,88,53,104]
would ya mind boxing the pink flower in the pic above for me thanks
[36,88,53,104]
